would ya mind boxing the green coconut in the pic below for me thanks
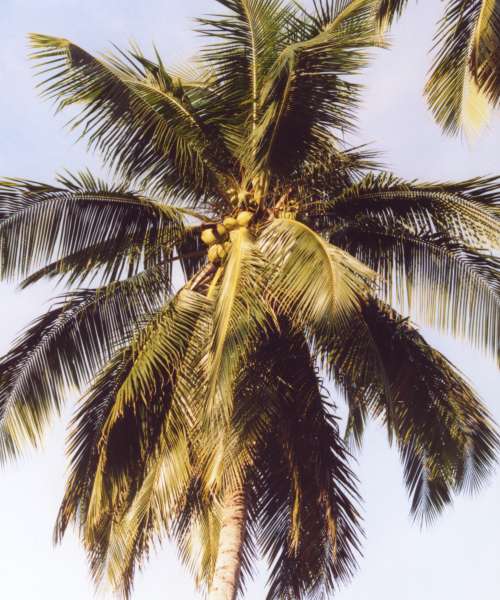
[236,211,253,227]
[216,223,227,238]
[223,216,238,231]
[208,245,220,262]
[201,228,216,245]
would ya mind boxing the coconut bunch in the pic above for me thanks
[201,210,254,263]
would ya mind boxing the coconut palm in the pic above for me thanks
[0,1,499,599]
[377,0,500,135]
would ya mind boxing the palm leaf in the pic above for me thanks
[253,0,385,175]
[259,217,374,335]
[197,0,291,165]
[0,266,169,462]
[326,299,499,522]
[208,226,273,424]
[250,330,362,599]
[0,175,189,282]
[425,0,492,135]
[29,34,232,202]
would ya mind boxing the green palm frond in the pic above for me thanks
[312,173,500,246]
[0,266,169,463]
[29,34,233,202]
[208,226,273,424]
[260,217,374,334]
[309,173,500,358]
[469,0,500,105]
[251,331,362,599]
[376,0,409,25]
[197,0,291,163]
[85,293,211,595]
[0,175,190,282]
[377,0,500,135]
[333,223,499,359]
[55,288,211,591]
[253,0,385,175]
[327,299,499,522]
[425,0,492,135]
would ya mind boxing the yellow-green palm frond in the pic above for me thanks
[208,226,275,424]
[252,0,386,176]
[0,267,170,463]
[55,288,211,594]
[260,217,374,334]
[326,299,499,522]
[29,34,233,203]
[311,173,500,360]
[0,173,193,284]
[197,0,292,163]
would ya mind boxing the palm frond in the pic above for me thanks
[376,0,410,26]
[333,224,499,360]
[29,34,232,202]
[197,0,291,166]
[326,299,499,523]
[0,266,169,462]
[252,0,385,175]
[0,175,188,282]
[469,0,500,105]
[87,292,212,595]
[250,330,362,599]
[259,217,374,335]
[311,172,500,246]
[310,173,500,359]
[208,226,273,426]
[425,0,492,135]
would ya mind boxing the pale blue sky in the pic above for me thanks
[0,1,499,599]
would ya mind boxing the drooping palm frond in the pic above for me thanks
[307,173,500,359]
[0,174,191,283]
[54,288,211,592]
[29,34,234,202]
[0,266,170,463]
[260,217,374,335]
[250,331,362,599]
[377,0,500,135]
[469,0,500,105]
[325,298,499,522]
[252,0,385,176]
[208,226,273,423]
[425,0,493,135]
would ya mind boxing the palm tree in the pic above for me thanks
[0,1,499,599]
[377,0,500,135]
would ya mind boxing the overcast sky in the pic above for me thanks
[0,1,499,599]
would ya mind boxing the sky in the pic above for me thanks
[0,1,499,599]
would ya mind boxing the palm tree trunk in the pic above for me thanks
[208,487,247,600]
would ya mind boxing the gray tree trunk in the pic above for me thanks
[208,488,247,600]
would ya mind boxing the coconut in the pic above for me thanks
[223,241,232,253]
[216,223,227,238]
[201,228,216,245]
[236,211,253,227]
[208,245,220,262]
[217,245,227,259]
[223,216,238,231]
